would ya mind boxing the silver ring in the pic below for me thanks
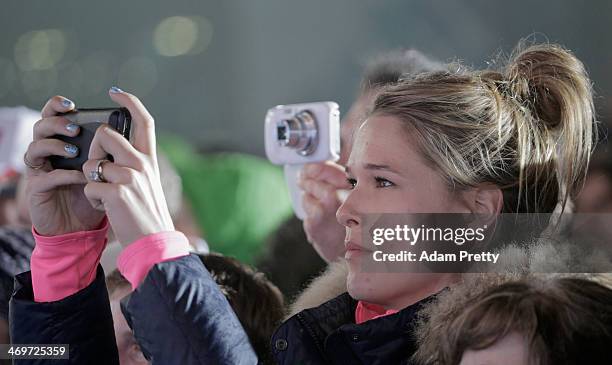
[89,159,109,182]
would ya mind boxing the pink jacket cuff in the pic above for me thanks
[30,218,109,302]
[117,231,191,290]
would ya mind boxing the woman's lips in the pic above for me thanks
[344,242,372,260]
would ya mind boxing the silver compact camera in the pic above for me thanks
[264,101,340,219]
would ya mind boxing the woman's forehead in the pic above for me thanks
[348,115,417,169]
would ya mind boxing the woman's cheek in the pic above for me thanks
[367,189,410,213]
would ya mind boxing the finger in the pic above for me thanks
[83,159,136,184]
[83,181,122,212]
[33,116,80,140]
[26,139,79,165]
[108,87,156,156]
[303,193,324,222]
[302,161,349,188]
[300,179,340,209]
[41,95,76,118]
[29,169,87,194]
[301,163,323,179]
[89,125,141,168]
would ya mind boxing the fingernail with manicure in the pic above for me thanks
[62,98,74,108]
[109,86,123,94]
[66,123,79,132]
[64,144,79,155]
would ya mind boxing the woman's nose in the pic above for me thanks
[336,193,360,228]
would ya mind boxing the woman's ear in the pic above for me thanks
[470,183,503,216]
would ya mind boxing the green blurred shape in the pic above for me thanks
[159,135,293,264]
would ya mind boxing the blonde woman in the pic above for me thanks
[11,42,598,364]
[272,43,598,364]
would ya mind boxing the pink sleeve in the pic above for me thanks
[117,231,191,290]
[31,218,109,302]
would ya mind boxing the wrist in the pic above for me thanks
[116,220,176,248]
[117,230,190,289]
[33,214,107,237]
[32,216,109,241]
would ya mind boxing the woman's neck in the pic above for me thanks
[381,273,460,311]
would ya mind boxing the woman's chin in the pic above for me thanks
[346,270,381,303]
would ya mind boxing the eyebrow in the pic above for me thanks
[345,163,400,175]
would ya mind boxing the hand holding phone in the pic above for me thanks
[24,96,107,236]
[49,108,131,170]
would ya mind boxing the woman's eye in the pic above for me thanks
[375,176,394,188]
[347,178,357,189]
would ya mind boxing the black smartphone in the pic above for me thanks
[49,108,132,170]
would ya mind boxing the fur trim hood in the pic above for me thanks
[289,238,612,317]
[412,238,612,364]
[287,238,612,363]
[288,259,348,318]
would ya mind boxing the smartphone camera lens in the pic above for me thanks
[276,110,318,156]
[109,111,120,131]
[109,108,131,138]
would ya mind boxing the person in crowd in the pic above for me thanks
[196,253,284,364]
[0,107,39,227]
[106,270,149,365]
[0,228,35,365]
[0,107,38,365]
[257,49,445,300]
[574,112,612,215]
[298,49,446,264]
[413,277,612,364]
[270,42,601,363]
[8,40,603,364]
[11,89,257,364]
[568,114,612,248]
[576,144,612,213]
[106,253,284,364]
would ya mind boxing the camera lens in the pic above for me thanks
[277,125,287,142]
[109,111,120,131]
[276,110,318,156]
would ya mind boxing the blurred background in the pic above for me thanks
[0,0,611,155]
[1,0,612,271]
[0,0,612,307]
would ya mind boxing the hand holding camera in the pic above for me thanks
[24,96,106,236]
[49,107,131,171]
[24,89,174,246]
[265,101,348,262]
[298,161,350,262]
[81,88,175,246]
[264,102,340,219]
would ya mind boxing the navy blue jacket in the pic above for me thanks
[271,292,432,365]
[9,254,258,365]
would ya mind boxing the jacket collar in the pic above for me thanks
[297,292,437,364]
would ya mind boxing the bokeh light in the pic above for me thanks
[117,56,158,96]
[0,58,17,99]
[153,16,213,57]
[20,68,59,103]
[14,29,67,71]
